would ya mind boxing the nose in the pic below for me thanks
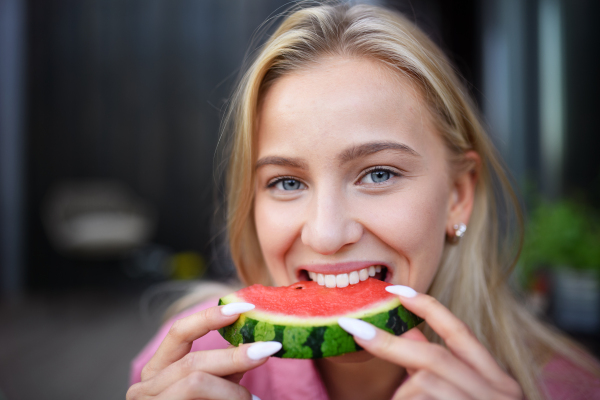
[300,188,363,255]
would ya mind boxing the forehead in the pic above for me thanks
[256,57,441,159]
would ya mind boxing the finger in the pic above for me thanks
[144,342,282,395]
[142,303,254,381]
[400,327,429,343]
[399,327,429,375]
[387,286,511,388]
[393,370,475,400]
[338,318,492,400]
[224,372,246,384]
[155,370,253,400]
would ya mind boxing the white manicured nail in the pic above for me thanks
[385,285,417,298]
[252,395,261,400]
[338,317,376,340]
[221,302,255,316]
[247,341,282,360]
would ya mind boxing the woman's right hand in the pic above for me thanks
[126,303,281,400]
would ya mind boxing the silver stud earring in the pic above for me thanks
[453,223,467,240]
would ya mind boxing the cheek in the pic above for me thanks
[360,182,449,289]
[254,195,302,274]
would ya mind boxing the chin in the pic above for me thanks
[322,350,374,363]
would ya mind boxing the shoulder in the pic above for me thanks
[540,355,600,400]
[129,297,227,385]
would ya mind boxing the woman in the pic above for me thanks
[127,3,600,399]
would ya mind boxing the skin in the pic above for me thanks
[126,57,522,400]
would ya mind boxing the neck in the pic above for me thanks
[315,353,406,400]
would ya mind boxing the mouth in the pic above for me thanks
[297,264,390,288]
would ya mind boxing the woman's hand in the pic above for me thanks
[338,286,523,400]
[126,303,279,400]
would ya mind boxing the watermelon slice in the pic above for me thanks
[218,278,422,359]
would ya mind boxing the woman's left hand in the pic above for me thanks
[338,286,523,400]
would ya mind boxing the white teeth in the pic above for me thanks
[359,268,369,281]
[336,273,349,288]
[349,271,359,284]
[308,266,385,287]
[325,274,336,288]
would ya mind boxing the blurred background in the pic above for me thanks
[1,0,599,398]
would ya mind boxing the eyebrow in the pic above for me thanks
[255,141,420,170]
[337,141,420,164]
[255,156,308,170]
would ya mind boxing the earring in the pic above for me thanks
[453,223,467,240]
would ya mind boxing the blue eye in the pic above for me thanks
[360,168,395,184]
[281,179,302,190]
[370,170,390,183]
[269,178,306,191]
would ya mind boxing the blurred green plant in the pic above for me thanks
[519,199,600,287]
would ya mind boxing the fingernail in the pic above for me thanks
[221,302,255,316]
[385,285,417,298]
[247,341,282,360]
[338,317,376,340]
[252,395,262,400]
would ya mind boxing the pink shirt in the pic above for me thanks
[130,299,600,399]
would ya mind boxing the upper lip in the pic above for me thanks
[295,261,391,277]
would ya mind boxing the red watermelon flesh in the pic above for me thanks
[234,278,396,317]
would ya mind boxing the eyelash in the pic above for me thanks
[266,166,400,190]
[357,166,400,183]
[266,175,303,189]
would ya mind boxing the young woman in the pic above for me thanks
[127,4,600,400]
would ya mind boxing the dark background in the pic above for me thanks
[11,0,600,292]
[1,0,599,399]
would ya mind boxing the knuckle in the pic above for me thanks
[184,371,208,391]
[140,364,155,381]
[168,319,186,341]
[181,351,200,372]
[422,343,452,368]
[454,319,472,337]
[411,370,434,388]
[445,320,473,347]
[375,329,396,350]
[421,294,439,309]
[231,345,247,367]
[125,383,143,399]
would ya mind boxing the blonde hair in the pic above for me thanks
[220,3,599,399]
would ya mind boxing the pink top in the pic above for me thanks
[130,299,600,400]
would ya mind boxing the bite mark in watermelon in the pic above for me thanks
[218,278,422,359]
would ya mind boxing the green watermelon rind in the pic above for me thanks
[217,296,423,359]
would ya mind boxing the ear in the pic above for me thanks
[446,151,480,238]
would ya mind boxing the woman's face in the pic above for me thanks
[254,57,472,292]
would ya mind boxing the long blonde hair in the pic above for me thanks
[221,3,598,399]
